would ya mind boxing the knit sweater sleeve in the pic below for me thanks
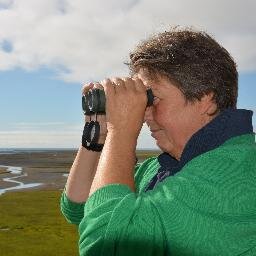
[78,158,169,256]
[60,161,147,226]
[60,186,86,225]
[79,184,167,256]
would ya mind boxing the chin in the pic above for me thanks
[155,140,168,153]
[155,140,176,157]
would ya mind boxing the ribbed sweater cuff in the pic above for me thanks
[60,187,86,225]
[84,184,133,215]
[61,189,86,209]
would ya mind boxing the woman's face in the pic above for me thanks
[138,69,215,160]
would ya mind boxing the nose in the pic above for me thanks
[144,106,153,123]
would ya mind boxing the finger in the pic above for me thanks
[91,113,107,122]
[133,78,147,92]
[81,82,94,95]
[133,78,148,106]
[93,82,105,97]
[96,113,107,122]
[101,78,115,96]
[111,77,126,92]
[93,82,104,90]
[123,77,136,91]
[84,115,91,122]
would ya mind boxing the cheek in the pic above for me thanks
[153,105,169,127]
[154,105,182,139]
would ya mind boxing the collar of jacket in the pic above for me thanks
[144,108,253,192]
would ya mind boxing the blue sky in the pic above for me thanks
[0,0,255,149]
[0,68,255,149]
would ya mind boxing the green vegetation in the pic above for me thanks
[0,190,79,256]
[136,149,161,161]
[0,150,162,255]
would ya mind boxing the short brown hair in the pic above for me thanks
[128,27,238,113]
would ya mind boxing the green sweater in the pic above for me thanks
[60,134,256,255]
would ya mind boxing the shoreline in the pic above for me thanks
[0,149,161,195]
[0,165,43,195]
[0,150,75,194]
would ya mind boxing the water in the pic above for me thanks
[0,165,43,195]
[0,148,76,155]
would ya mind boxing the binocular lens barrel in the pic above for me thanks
[82,88,154,115]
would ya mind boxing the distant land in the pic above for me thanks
[0,148,162,195]
[0,148,161,153]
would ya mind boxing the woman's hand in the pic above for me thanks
[101,77,147,140]
[81,82,107,144]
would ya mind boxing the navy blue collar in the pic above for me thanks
[145,108,253,192]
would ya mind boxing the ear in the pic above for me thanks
[199,92,217,116]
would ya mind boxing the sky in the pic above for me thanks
[0,0,255,149]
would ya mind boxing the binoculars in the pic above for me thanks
[82,88,154,115]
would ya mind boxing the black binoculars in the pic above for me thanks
[82,88,154,115]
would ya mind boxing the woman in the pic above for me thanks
[60,28,256,255]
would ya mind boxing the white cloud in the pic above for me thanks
[15,122,66,126]
[13,122,81,130]
[0,0,13,9]
[0,0,255,83]
[2,121,83,132]
[0,130,81,148]
[0,123,158,149]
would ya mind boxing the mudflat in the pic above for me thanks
[0,150,77,192]
[0,149,161,193]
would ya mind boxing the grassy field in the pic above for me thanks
[0,190,79,256]
[0,149,161,255]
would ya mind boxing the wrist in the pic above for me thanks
[106,130,137,148]
[108,129,138,140]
